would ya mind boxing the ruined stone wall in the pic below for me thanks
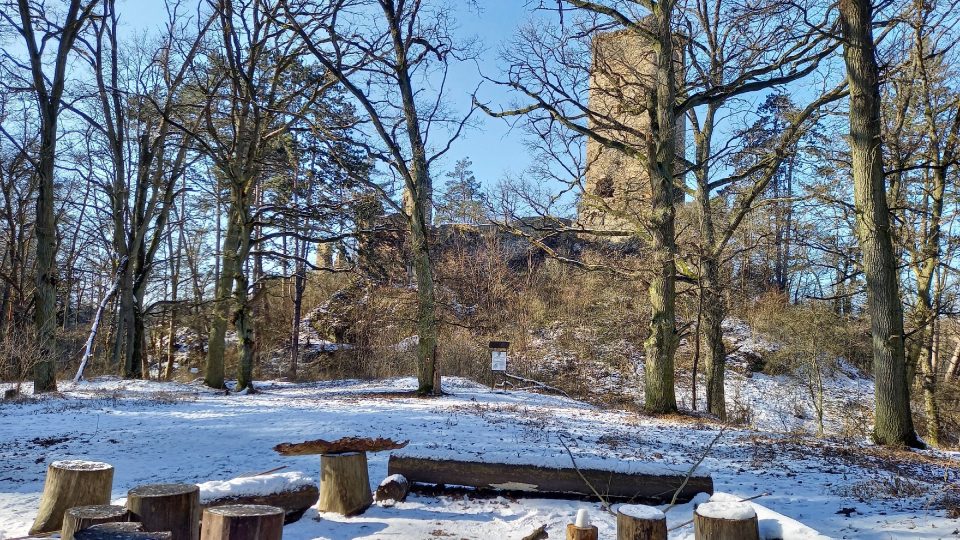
[580,30,685,233]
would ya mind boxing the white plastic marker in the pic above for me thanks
[575,508,590,528]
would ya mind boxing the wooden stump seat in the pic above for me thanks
[30,460,114,535]
[318,452,372,516]
[200,504,283,540]
[693,501,760,540]
[62,504,130,540]
[127,483,200,540]
[617,504,667,540]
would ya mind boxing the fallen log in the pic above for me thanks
[387,455,712,503]
[274,436,408,456]
[198,472,318,524]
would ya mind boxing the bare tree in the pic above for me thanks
[174,0,327,391]
[481,0,837,414]
[282,0,477,394]
[72,0,208,378]
[0,0,100,393]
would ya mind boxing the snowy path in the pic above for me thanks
[0,377,956,539]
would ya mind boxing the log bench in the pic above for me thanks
[387,454,713,503]
[198,471,318,524]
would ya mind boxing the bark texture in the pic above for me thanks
[839,0,921,447]
[643,1,679,414]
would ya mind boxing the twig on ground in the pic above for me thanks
[503,372,570,397]
[242,465,288,477]
[664,427,726,511]
[557,432,613,514]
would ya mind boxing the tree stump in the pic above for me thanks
[126,483,200,540]
[318,452,372,515]
[565,524,599,540]
[200,504,283,540]
[616,504,666,540]
[374,474,409,506]
[693,501,760,540]
[74,522,172,539]
[30,460,114,534]
[62,505,130,540]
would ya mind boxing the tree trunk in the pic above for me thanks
[643,3,679,414]
[839,0,920,447]
[701,259,726,421]
[30,460,114,534]
[205,209,240,389]
[118,277,137,378]
[33,115,59,394]
[234,191,255,392]
[126,483,200,540]
[234,266,255,392]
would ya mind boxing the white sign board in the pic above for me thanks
[491,350,507,371]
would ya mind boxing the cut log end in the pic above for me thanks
[200,505,283,540]
[616,504,667,540]
[62,505,130,540]
[126,483,200,540]
[693,501,759,540]
[374,474,409,506]
[318,452,373,516]
[30,460,115,535]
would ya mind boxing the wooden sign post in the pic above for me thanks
[489,340,510,388]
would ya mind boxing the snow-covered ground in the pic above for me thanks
[0,377,957,539]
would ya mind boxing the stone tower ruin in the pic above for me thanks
[579,30,685,232]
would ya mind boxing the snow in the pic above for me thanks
[617,504,664,520]
[0,376,956,539]
[708,493,831,540]
[695,501,757,520]
[378,474,407,488]
[50,459,112,471]
[197,471,315,503]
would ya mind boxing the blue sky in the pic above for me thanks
[117,0,538,191]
